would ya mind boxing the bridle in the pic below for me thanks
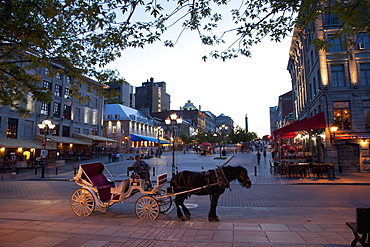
[238,169,251,188]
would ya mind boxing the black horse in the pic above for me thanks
[170,165,252,222]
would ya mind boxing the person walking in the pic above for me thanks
[133,155,153,191]
[256,151,261,165]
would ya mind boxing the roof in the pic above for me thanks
[104,104,153,124]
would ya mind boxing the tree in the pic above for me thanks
[228,126,257,144]
[179,132,194,145]
[2,0,369,114]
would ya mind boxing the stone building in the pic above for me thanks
[275,7,370,172]
[0,63,115,163]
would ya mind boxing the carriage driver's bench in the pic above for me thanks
[346,208,370,247]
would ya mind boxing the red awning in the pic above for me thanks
[273,112,326,138]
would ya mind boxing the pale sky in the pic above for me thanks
[105,6,294,138]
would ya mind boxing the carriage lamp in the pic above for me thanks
[38,118,55,178]
[329,125,338,144]
[166,113,182,178]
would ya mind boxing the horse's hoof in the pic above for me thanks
[208,217,220,222]
[180,216,187,221]
[186,214,191,220]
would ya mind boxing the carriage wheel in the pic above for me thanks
[151,190,173,213]
[135,196,160,220]
[70,188,95,216]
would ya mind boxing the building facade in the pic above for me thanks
[135,77,170,115]
[105,81,135,108]
[104,104,165,153]
[0,63,114,163]
[284,8,370,172]
[215,114,234,134]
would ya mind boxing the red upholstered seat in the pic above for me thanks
[90,174,115,190]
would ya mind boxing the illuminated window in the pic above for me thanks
[333,102,351,130]
[54,85,62,97]
[63,105,71,120]
[7,118,18,139]
[41,102,49,115]
[53,102,61,118]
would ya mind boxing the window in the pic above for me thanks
[56,73,62,80]
[75,108,81,122]
[63,105,71,120]
[333,102,351,130]
[62,126,70,137]
[331,65,346,87]
[323,10,340,26]
[360,64,370,86]
[41,102,50,115]
[364,101,370,129]
[44,68,49,75]
[92,129,97,135]
[356,33,370,50]
[74,127,81,133]
[43,81,51,91]
[327,35,342,52]
[7,118,18,139]
[53,102,61,118]
[64,88,72,98]
[66,76,71,84]
[54,85,62,97]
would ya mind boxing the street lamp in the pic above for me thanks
[38,118,55,178]
[165,113,182,178]
[219,124,228,158]
[329,124,338,144]
[155,126,163,157]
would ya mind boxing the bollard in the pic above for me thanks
[254,166,257,176]
[55,167,58,176]
[74,166,77,175]
[127,169,129,177]
[35,167,38,175]
[153,167,155,177]
[176,166,178,174]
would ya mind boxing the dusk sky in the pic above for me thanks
[106,5,294,137]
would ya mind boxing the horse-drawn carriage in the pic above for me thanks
[70,159,251,221]
[70,162,172,220]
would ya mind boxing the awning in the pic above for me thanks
[131,134,170,144]
[36,135,92,145]
[0,138,56,150]
[73,134,117,143]
[273,112,326,138]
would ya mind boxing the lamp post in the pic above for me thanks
[38,118,55,178]
[155,126,163,157]
[329,125,338,144]
[165,113,182,178]
[219,124,228,158]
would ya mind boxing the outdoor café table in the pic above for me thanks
[286,163,310,178]
[312,163,336,178]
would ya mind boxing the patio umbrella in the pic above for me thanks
[200,142,212,146]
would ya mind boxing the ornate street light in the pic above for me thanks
[155,126,163,157]
[219,124,228,158]
[38,118,55,178]
[165,113,182,178]
[329,125,338,144]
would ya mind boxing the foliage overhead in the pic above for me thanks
[1,0,369,113]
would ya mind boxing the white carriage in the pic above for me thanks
[70,162,172,220]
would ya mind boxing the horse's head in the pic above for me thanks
[223,166,251,188]
[236,166,252,188]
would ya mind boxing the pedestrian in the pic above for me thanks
[256,151,261,165]
[133,155,153,191]
[263,149,266,158]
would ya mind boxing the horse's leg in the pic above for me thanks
[208,192,222,222]
[175,195,187,221]
[175,194,191,221]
